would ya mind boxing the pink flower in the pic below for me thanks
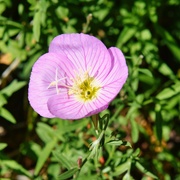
[28,33,128,120]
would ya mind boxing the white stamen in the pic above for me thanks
[47,68,67,94]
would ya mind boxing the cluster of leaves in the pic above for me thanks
[0,0,180,179]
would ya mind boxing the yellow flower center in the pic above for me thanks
[69,71,101,102]
[47,69,101,102]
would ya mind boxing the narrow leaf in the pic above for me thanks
[34,138,57,176]
[2,160,31,177]
[116,26,137,48]
[138,68,153,77]
[52,151,74,170]
[0,93,7,106]
[113,160,131,176]
[106,140,131,147]
[135,161,158,179]
[0,107,16,124]
[33,11,41,42]
[57,168,79,180]
[155,110,162,142]
[130,118,139,143]
[1,80,26,97]
[156,82,180,100]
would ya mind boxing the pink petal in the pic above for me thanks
[84,102,109,118]
[28,53,76,118]
[47,92,85,120]
[100,47,128,101]
[49,33,112,80]
[47,92,109,120]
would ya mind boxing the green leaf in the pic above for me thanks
[0,93,7,106]
[33,11,41,42]
[52,151,75,170]
[0,143,7,150]
[122,172,134,180]
[155,109,162,142]
[36,122,56,143]
[130,118,139,143]
[116,26,137,48]
[158,63,175,79]
[138,68,153,77]
[155,24,180,62]
[2,160,31,178]
[113,160,131,176]
[135,161,158,179]
[156,82,180,100]
[132,148,140,157]
[57,168,79,180]
[1,80,26,97]
[0,107,16,123]
[106,140,132,148]
[55,119,88,134]
[34,137,57,176]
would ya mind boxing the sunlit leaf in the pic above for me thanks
[0,143,7,150]
[2,160,32,178]
[1,80,26,97]
[116,26,137,48]
[113,160,131,176]
[33,11,41,42]
[0,107,16,123]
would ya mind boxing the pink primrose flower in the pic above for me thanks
[28,33,128,120]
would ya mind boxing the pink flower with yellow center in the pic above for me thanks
[28,33,128,120]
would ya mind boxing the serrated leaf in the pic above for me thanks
[0,107,16,123]
[34,137,57,176]
[57,168,79,180]
[0,143,7,150]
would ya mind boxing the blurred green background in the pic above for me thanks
[0,0,180,179]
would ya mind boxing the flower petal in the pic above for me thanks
[100,47,128,102]
[84,102,109,118]
[28,53,76,118]
[47,92,109,120]
[47,92,86,120]
[49,33,112,80]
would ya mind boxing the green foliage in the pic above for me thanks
[0,0,180,179]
